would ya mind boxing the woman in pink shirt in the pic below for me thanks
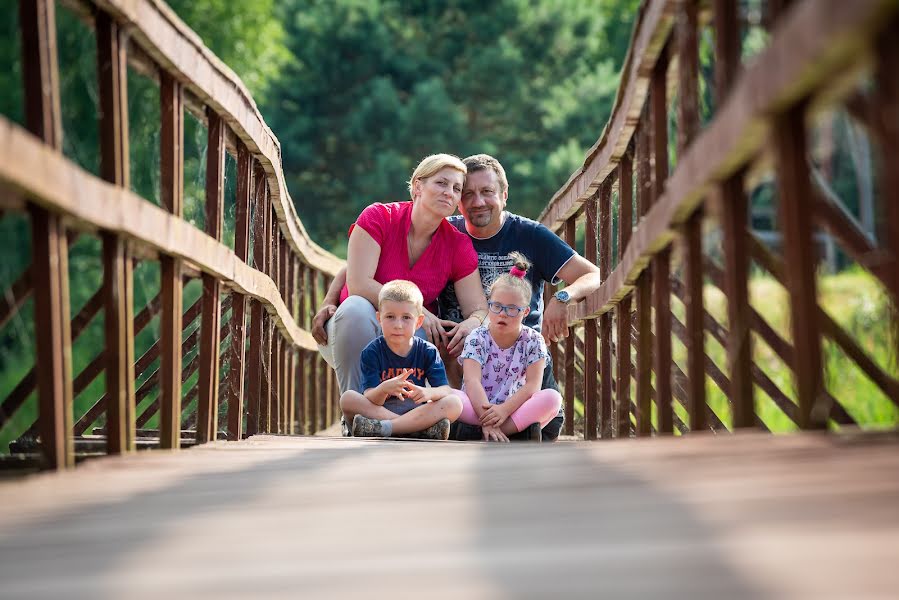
[317,154,488,397]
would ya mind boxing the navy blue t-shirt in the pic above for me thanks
[438,212,575,332]
[360,336,449,393]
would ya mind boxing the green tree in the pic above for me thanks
[265,0,639,254]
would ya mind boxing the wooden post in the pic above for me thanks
[19,0,62,149]
[616,151,633,438]
[285,256,296,434]
[563,218,576,436]
[21,0,72,469]
[309,268,320,432]
[196,109,225,443]
[634,114,653,437]
[296,261,307,434]
[583,192,598,441]
[678,0,707,433]
[774,107,826,429]
[598,181,614,439]
[269,229,281,433]
[713,0,740,108]
[97,10,136,453]
[226,142,252,440]
[651,48,673,435]
[246,163,268,436]
[159,72,184,449]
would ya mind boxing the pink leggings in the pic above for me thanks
[455,389,562,431]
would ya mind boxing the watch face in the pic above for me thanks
[555,290,570,303]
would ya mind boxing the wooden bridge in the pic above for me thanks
[1,0,898,596]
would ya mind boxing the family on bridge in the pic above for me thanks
[313,154,602,441]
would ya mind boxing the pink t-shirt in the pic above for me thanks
[339,201,479,313]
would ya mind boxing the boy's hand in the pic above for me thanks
[480,402,512,428]
[380,368,415,400]
[482,425,509,442]
[405,384,429,404]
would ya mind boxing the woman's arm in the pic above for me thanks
[444,271,489,356]
[345,227,383,306]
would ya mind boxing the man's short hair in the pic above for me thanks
[408,154,467,196]
[463,154,508,193]
[378,280,424,314]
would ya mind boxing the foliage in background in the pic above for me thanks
[263,0,639,254]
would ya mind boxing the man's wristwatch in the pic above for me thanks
[553,290,571,304]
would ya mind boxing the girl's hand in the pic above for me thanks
[480,402,511,428]
[482,425,509,442]
[404,384,429,404]
[421,309,449,347]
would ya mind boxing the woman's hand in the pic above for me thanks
[444,316,480,358]
[311,304,337,345]
[480,402,512,429]
[482,425,509,442]
[421,308,449,347]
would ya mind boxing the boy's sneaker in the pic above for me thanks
[406,418,451,441]
[352,414,386,437]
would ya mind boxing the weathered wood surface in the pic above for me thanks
[1,433,897,599]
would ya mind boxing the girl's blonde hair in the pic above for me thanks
[489,252,532,305]
[407,153,467,196]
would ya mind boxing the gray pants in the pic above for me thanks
[318,295,428,395]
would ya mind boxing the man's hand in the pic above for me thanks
[312,304,337,345]
[482,425,509,442]
[404,383,430,404]
[542,298,570,344]
[480,401,512,429]
[379,368,415,400]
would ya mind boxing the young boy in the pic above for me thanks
[339,280,463,439]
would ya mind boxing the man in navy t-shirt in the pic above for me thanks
[438,154,602,441]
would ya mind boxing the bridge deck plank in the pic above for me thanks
[0,433,896,598]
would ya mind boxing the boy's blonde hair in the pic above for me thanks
[378,279,424,314]
[489,252,532,305]
[407,153,467,196]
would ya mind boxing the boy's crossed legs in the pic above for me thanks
[339,391,463,437]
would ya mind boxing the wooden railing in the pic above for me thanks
[0,0,344,469]
[540,0,899,439]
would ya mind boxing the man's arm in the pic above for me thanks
[311,266,346,345]
[542,255,602,343]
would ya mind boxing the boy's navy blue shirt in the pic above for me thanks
[360,335,449,392]
[438,212,575,332]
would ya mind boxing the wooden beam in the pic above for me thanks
[19,0,62,150]
[713,0,740,106]
[196,109,226,443]
[583,193,598,441]
[634,118,653,438]
[563,218,576,437]
[615,153,633,438]
[96,11,129,188]
[598,183,613,439]
[159,70,184,449]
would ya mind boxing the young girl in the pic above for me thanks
[456,253,563,442]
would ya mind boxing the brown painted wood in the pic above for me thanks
[774,107,825,430]
[309,269,320,432]
[296,349,307,435]
[225,143,253,440]
[615,154,633,438]
[874,29,899,350]
[681,209,706,433]
[563,218,576,436]
[598,183,613,439]
[96,11,129,188]
[159,71,183,448]
[677,0,700,148]
[19,0,62,150]
[102,233,136,454]
[583,194,598,440]
[713,0,740,105]
[717,174,754,428]
[634,117,653,437]
[196,110,226,443]
[29,206,73,469]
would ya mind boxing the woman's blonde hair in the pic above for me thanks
[489,252,532,306]
[407,153,467,197]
